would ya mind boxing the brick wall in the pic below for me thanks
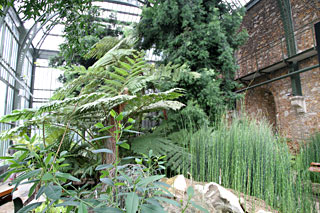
[237,0,320,141]
[235,0,286,78]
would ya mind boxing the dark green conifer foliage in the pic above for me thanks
[136,0,247,121]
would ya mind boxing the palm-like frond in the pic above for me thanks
[85,36,133,60]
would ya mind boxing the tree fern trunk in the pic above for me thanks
[105,116,117,164]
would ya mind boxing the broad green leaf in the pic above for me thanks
[190,200,209,213]
[95,122,104,128]
[17,202,43,213]
[31,134,37,143]
[128,118,135,123]
[36,185,46,200]
[137,175,164,187]
[94,207,123,213]
[159,155,166,160]
[100,178,114,186]
[44,152,53,166]
[42,173,53,181]
[9,147,28,152]
[60,151,68,157]
[96,164,113,171]
[123,129,141,134]
[79,202,88,213]
[141,204,166,213]
[125,125,133,130]
[119,143,130,150]
[115,182,126,186]
[0,156,13,160]
[92,149,113,154]
[28,182,37,198]
[89,136,112,142]
[116,113,123,121]
[145,198,162,207]
[155,197,181,207]
[55,172,80,182]
[187,186,194,197]
[24,134,30,141]
[110,110,117,117]
[12,169,42,184]
[125,192,139,213]
[135,158,142,164]
[44,183,62,200]
[56,201,80,207]
[98,125,114,132]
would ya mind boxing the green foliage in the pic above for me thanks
[136,0,247,123]
[296,133,320,183]
[0,112,203,212]
[1,0,92,22]
[50,6,122,67]
[173,114,316,212]
[131,134,191,173]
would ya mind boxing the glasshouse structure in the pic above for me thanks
[0,0,319,212]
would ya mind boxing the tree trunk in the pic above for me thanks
[103,88,128,164]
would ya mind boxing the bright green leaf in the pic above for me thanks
[119,143,130,150]
[42,173,53,181]
[79,202,88,213]
[125,192,139,213]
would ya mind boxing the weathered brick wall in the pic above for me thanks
[237,0,320,141]
[291,0,320,53]
[243,58,320,140]
[235,0,286,78]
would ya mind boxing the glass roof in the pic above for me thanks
[16,0,253,54]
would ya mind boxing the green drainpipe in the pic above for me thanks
[277,0,302,96]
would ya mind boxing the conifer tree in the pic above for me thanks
[136,0,247,122]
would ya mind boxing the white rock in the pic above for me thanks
[172,175,187,192]
[204,182,244,213]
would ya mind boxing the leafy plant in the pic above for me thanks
[0,134,85,212]
[1,38,185,164]
[136,0,248,123]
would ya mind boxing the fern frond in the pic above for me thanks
[0,108,37,123]
[131,134,191,172]
[136,101,185,113]
[85,36,131,60]
[92,49,136,68]
[75,94,136,114]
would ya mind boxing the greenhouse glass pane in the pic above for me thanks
[0,81,6,117]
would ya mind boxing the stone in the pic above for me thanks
[194,183,244,213]
[172,175,187,192]
[162,175,245,213]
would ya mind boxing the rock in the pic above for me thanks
[162,175,245,213]
[229,189,277,213]
[172,175,187,192]
[194,182,244,213]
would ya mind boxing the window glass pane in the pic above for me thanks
[0,81,6,116]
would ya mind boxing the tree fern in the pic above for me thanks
[130,134,191,173]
